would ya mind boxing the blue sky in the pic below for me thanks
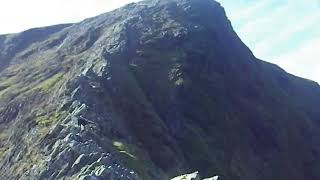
[0,0,319,82]
[218,0,320,83]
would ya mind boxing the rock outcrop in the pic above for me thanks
[0,0,320,179]
[171,171,219,180]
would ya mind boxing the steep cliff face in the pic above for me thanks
[0,0,320,179]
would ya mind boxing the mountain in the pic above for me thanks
[1,0,320,179]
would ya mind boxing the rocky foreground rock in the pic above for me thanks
[171,171,218,180]
[0,0,320,179]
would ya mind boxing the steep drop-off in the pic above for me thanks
[0,0,320,179]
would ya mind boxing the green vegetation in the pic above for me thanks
[35,110,68,127]
[0,146,9,160]
[113,141,125,151]
[34,73,64,92]
[0,130,10,161]
[0,131,7,141]
[112,140,166,180]
[0,65,65,101]
[0,80,13,91]
[175,77,184,85]
[0,77,15,97]
[35,115,51,127]
[113,141,136,159]
[11,149,43,177]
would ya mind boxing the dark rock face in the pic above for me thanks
[0,0,320,179]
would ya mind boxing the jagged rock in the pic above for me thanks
[203,176,219,180]
[71,153,100,173]
[77,159,140,180]
[171,172,219,180]
[171,171,200,180]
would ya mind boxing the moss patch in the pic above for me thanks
[113,141,136,159]
[35,115,52,127]
[112,140,168,179]
[0,146,9,160]
[175,78,184,85]
[113,141,126,151]
[11,149,43,177]
[0,78,15,97]
[34,73,64,92]
[0,80,13,91]
[36,111,68,126]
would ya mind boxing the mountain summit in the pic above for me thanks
[0,0,320,179]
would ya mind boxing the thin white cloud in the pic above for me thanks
[237,3,291,44]
[227,0,278,23]
[221,0,320,83]
[275,38,320,83]
[253,10,320,59]
[0,0,140,34]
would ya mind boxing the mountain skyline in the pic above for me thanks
[0,0,318,84]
